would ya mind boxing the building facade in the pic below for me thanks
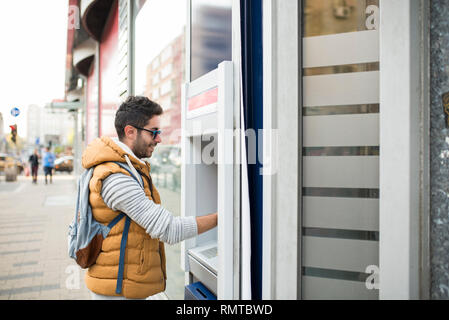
[26,104,74,149]
[63,0,449,300]
[0,112,5,153]
[143,33,184,145]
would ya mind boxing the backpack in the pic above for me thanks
[68,161,143,294]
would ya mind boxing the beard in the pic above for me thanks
[132,133,156,159]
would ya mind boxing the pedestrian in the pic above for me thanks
[82,96,217,300]
[28,149,39,184]
[43,147,56,184]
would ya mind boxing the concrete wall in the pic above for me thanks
[430,0,449,300]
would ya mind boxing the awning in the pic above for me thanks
[80,0,115,41]
[73,37,96,76]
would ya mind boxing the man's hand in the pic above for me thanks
[196,213,218,235]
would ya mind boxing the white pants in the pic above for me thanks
[89,290,146,300]
[89,290,168,300]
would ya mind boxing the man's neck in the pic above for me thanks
[118,137,134,152]
[113,137,145,164]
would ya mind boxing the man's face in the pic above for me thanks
[131,115,162,159]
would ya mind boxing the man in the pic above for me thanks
[82,96,217,300]
[43,147,55,184]
[28,149,39,184]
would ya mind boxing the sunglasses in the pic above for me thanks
[134,126,162,139]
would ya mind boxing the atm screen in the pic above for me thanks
[190,0,232,81]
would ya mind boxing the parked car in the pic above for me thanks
[168,145,181,167]
[0,153,19,181]
[54,156,74,173]
[148,145,181,172]
[14,157,24,174]
[0,153,8,173]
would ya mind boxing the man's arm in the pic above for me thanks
[196,213,218,235]
[101,173,209,245]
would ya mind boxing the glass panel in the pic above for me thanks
[303,0,380,37]
[134,0,185,300]
[191,0,232,81]
[301,0,380,300]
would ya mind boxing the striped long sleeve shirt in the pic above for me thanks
[101,173,198,245]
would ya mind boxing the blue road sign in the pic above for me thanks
[10,107,20,117]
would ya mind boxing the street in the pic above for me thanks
[0,171,184,300]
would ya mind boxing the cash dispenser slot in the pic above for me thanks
[186,135,218,295]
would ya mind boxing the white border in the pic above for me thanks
[379,0,427,300]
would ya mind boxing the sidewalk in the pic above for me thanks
[0,172,185,300]
[0,173,91,300]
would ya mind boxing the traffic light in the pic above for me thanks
[9,124,17,144]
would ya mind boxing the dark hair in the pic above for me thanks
[115,96,163,140]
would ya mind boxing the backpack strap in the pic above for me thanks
[110,162,143,295]
[107,212,128,294]
[115,161,144,186]
[116,215,131,294]
[107,212,125,229]
[115,160,155,199]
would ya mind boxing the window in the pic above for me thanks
[159,96,172,111]
[152,72,160,86]
[152,57,160,70]
[301,0,380,300]
[134,0,186,300]
[191,0,232,81]
[161,45,173,62]
[152,87,160,100]
[160,80,172,96]
[160,63,173,80]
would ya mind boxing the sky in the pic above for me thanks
[0,0,69,137]
[134,0,186,95]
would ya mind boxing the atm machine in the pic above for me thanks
[181,61,234,300]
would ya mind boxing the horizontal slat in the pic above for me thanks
[303,30,379,68]
[303,156,379,188]
[118,50,128,65]
[119,38,128,57]
[302,236,378,273]
[303,71,379,107]
[119,18,128,37]
[119,0,127,12]
[119,2,127,18]
[119,11,128,30]
[303,114,379,147]
[303,187,379,199]
[118,61,128,77]
[303,146,379,156]
[303,197,379,231]
[302,276,378,300]
[118,26,128,45]
[118,78,128,97]
[303,104,379,116]
[118,53,128,74]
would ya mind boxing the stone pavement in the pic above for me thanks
[0,171,185,300]
[0,173,91,300]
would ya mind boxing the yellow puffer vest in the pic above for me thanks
[82,136,166,299]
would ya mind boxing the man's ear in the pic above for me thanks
[124,125,138,140]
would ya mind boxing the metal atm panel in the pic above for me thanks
[181,61,234,299]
